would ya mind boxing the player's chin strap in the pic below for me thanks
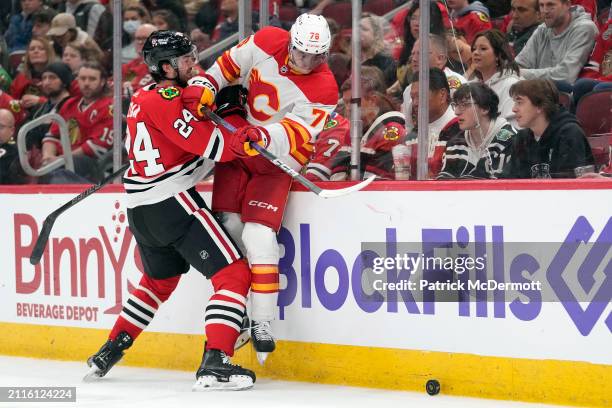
[202,107,375,198]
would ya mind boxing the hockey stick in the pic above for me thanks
[29,163,130,265]
[202,107,376,198]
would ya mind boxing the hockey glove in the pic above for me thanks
[183,76,217,117]
[231,125,270,158]
[215,85,248,119]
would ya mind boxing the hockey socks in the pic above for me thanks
[109,274,181,341]
[205,259,251,356]
[250,264,279,321]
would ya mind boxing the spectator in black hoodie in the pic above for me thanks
[502,79,593,178]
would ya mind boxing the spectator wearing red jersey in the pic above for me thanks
[10,36,55,110]
[41,61,112,182]
[62,40,104,97]
[122,23,158,98]
[0,90,26,127]
[388,1,446,96]
[318,66,408,181]
[447,0,493,44]
[573,17,612,107]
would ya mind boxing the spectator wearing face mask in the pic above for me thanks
[122,6,151,64]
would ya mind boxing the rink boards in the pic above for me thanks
[0,180,611,406]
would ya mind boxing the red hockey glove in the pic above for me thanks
[183,76,217,117]
[231,125,270,158]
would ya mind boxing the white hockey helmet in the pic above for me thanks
[290,13,331,56]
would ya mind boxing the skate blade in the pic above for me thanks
[192,375,254,391]
[256,352,269,365]
[234,332,250,351]
[82,363,103,382]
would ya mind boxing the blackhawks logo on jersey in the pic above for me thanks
[9,100,21,113]
[68,118,81,144]
[158,86,180,100]
[383,126,400,141]
[476,12,489,23]
[324,118,338,130]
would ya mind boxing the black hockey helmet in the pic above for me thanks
[142,30,196,79]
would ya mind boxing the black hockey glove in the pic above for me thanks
[215,85,248,119]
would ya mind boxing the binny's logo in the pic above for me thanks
[248,200,278,212]
[13,202,145,316]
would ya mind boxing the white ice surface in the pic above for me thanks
[0,356,563,408]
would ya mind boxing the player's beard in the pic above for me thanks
[176,67,197,87]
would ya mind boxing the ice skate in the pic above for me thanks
[84,332,133,381]
[251,320,275,365]
[234,315,250,351]
[193,348,255,391]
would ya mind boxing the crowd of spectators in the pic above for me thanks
[0,0,610,185]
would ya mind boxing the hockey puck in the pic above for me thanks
[426,379,440,395]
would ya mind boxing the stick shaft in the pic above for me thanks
[29,164,129,265]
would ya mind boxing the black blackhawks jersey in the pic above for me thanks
[438,119,516,179]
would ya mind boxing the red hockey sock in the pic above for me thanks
[205,259,251,356]
[109,274,181,341]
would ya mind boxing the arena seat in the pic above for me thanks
[363,0,395,16]
[575,89,612,137]
[322,1,353,28]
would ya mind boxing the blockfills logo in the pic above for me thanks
[547,216,611,336]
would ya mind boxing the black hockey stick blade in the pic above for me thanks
[202,107,375,198]
[29,163,130,265]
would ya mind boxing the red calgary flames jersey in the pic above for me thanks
[43,95,113,158]
[122,84,243,207]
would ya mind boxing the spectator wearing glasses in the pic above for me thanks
[438,82,516,179]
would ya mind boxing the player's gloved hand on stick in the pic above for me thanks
[231,125,270,158]
[183,76,217,117]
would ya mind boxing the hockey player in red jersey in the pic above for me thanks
[183,13,338,364]
[85,31,256,391]
[41,62,113,182]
